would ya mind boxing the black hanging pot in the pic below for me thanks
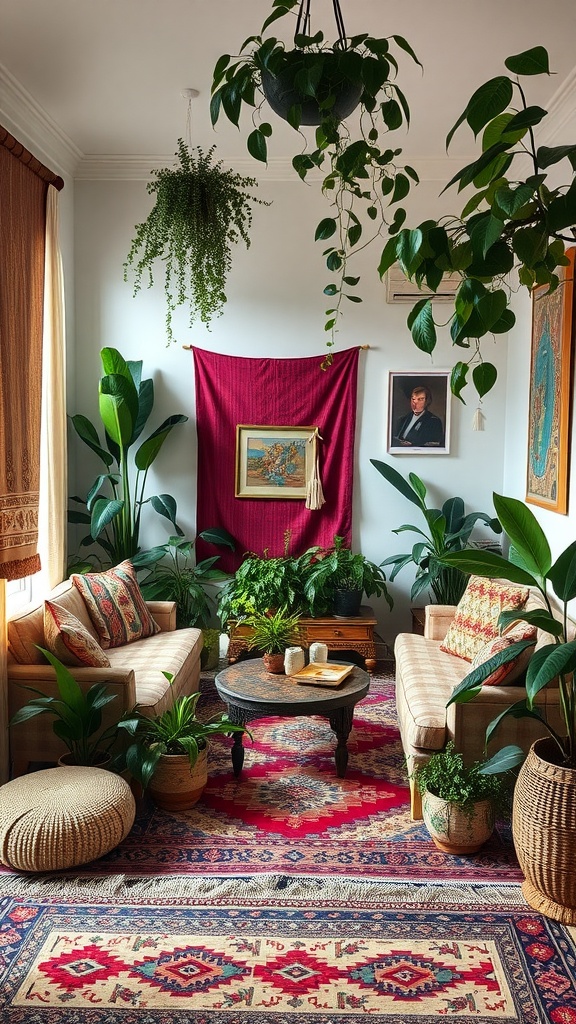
[333,588,363,617]
[261,51,363,126]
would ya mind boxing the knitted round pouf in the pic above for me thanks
[0,766,136,872]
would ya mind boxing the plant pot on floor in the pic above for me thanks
[422,790,496,854]
[148,745,209,812]
[513,737,576,925]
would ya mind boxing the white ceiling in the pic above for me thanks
[1,0,575,170]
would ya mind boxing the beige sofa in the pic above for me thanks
[395,602,566,820]
[7,579,203,776]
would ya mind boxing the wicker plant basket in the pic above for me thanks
[513,737,576,925]
[148,745,208,812]
[422,791,495,854]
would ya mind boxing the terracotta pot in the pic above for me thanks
[422,790,495,854]
[148,745,208,812]
[262,652,285,674]
[513,737,576,924]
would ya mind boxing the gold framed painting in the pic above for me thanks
[526,247,575,514]
[235,425,316,499]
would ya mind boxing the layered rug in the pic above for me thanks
[0,874,574,1022]
[79,670,520,883]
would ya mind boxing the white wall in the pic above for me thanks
[73,171,509,645]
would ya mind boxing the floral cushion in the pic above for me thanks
[470,622,537,686]
[71,560,160,649]
[44,600,110,667]
[440,576,529,662]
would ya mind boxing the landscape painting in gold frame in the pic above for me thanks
[235,425,316,499]
[526,247,575,514]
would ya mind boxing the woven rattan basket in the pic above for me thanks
[513,737,576,925]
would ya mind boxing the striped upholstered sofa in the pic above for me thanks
[394,600,566,820]
[6,577,203,777]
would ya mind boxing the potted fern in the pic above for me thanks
[124,140,267,343]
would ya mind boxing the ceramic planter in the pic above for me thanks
[148,745,208,812]
[333,588,363,617]
[513,737,576,925]
[262,653,285,674]
[422,790,495,854]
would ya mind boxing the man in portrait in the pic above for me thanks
[393,385,445,447]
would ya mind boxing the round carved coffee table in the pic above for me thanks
[215,659,370,779]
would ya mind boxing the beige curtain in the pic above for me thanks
[38,187,67,589]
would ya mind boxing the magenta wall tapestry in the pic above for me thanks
[192,347,360,572]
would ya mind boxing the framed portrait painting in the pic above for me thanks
[526,247,575,515]
[235,425,316,499]
[387,370,451,455]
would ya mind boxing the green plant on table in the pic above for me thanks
[68,347,187,566]
[371,459,502,605]
[377,46,576,401]
[211,0,421,365]
[300,535,392,616]
[133,531,235,628]
[442,493,576,772]
[415,743,508,818]
[217,549,306,626]
[124,141,268,343]
[244,607,303,655]
[10,648,120,767]
[118,672,246,788]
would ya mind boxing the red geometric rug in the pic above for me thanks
[0,875,572,1022]
[87,674,521,883]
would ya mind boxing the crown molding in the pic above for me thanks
[538,65,576,145]
[0,63,81,179]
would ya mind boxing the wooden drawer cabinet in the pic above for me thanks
[228,606,377,673]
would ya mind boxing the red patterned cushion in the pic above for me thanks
[470,622,537,686]
[44,600,110,667]
[440,576,529,661]
[71,560,160,649]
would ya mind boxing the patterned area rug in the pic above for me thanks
[84,671,520,883]
[0,875,573,1022]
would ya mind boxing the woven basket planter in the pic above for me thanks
[513,737,576,924]
[422,791,495,854]
[148,745,208,812]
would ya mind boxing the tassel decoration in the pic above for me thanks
[472,407,485,431]
[305,427,326,510]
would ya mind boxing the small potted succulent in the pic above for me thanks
[244,607,303,673]
[415,743,508,855]
[118,672,246,810]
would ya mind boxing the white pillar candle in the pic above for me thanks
[309,642,328,663]
[284,646,305,675]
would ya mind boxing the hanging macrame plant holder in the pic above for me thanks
[261,0,363,126]
[305,427,326,510]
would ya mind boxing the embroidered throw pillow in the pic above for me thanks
[44,600,111,668]
[71,560,160,649]
[469,622,537,686]
[440,576,529,662]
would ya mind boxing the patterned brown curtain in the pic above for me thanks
[0,127,63,580]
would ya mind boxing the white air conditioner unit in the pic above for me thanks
[386,264,461,303]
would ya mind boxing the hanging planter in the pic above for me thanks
[211,0,421,366]
[124,141,268,344]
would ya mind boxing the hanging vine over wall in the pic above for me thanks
[124,140,269,343]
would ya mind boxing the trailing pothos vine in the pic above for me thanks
[124,140,268,343]
[211,0,421,365]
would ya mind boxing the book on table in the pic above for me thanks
[290,662,354,687]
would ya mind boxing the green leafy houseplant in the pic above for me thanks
[134,531,235,628]
[211,0,421,364]
[118,673,246,789]
[371,459,502,605]
[301,535,392,616]
[244,607,303,655]
[68,347,187,567]
[415,742,507,815]
[217,549,307,626]
[378,45,576,400]
[442,493,576,772]
[10,648,120,767]
[124,141,267,343]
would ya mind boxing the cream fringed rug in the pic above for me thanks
[0,873,573,1022]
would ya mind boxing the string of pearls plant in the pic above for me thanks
[124,140,268,342]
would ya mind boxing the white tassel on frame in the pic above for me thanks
[305,427,326,510]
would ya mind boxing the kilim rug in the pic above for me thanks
[72,671,521,883]
[0,874,573,1023]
